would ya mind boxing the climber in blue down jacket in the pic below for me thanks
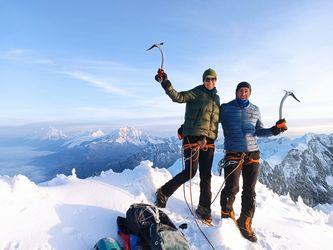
[219,81,287,242]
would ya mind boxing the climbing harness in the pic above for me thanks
[210,153,246,205]
[180,141,260,249]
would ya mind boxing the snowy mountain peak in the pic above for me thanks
[113,126,144,144]
[299,132,318,143]
[63,126,174,150]
[33,126,67,140]
[91,129,104,138]
[64,129,105,148]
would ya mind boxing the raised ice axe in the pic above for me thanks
[279,90,301,120]
[147,42,165,70]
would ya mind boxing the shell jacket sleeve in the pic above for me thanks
[254,111,273,137]
[164,82,197,103]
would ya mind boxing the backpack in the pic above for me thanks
[124,203,190,250]
[94,237,122,250]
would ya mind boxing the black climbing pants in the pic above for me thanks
[220,151,260,218]
[161,136,215,211]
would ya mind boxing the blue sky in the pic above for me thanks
[1,0,332,136]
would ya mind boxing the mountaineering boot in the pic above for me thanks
[195,205,212,224]
[221,209,236,222]
[155,188,169,208]
[236,215,257,242]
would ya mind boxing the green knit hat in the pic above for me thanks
[202,68,217,82]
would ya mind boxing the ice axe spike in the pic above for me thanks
[147,42,164,69]
[290,92,301,103]
[279,90,300,120]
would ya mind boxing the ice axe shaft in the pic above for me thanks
[147,42,164,69]
[279,90,300,120]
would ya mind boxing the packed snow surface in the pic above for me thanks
[0,161,332,250]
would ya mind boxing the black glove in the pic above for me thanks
[154,68,168,83]
[271,119,288,135]
[154,68,171,90]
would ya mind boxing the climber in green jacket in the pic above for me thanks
[154,68,220,224]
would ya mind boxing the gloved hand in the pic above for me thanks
[155,68,171,90]
[271,118,288,135]
[154,68,168,83]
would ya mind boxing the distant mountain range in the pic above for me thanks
[1,126,332,207]
[28,127,181,182]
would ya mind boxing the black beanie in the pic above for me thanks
[236,81,251,92]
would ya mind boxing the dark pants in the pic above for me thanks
[220,151,260,218]
[161,136,215,211]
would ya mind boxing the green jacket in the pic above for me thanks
[164,83,220,140]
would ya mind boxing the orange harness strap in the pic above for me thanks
[247,159,260,164]
[225,154,260,165]
[183,143,215,151]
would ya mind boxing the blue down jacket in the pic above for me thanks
[220,99,272,152]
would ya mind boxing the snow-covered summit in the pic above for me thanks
[101,126,164,145]
[64,129,105,148]
[91,129,104,138]
[111,126,144,144]
[32,126,68,140]
[0,161,332,249]
[65,127,165,148]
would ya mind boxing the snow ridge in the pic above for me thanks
[0,161,332,249]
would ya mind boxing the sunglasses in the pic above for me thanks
[205,77,216,82]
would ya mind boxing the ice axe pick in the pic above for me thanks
[279,90,300,120]
[147,42,164,70]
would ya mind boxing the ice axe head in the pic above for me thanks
[283,90,300,102]
[291,93,300,102]
[279,90,301,120]
[146,42,164,51]
[147,42,164,69]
